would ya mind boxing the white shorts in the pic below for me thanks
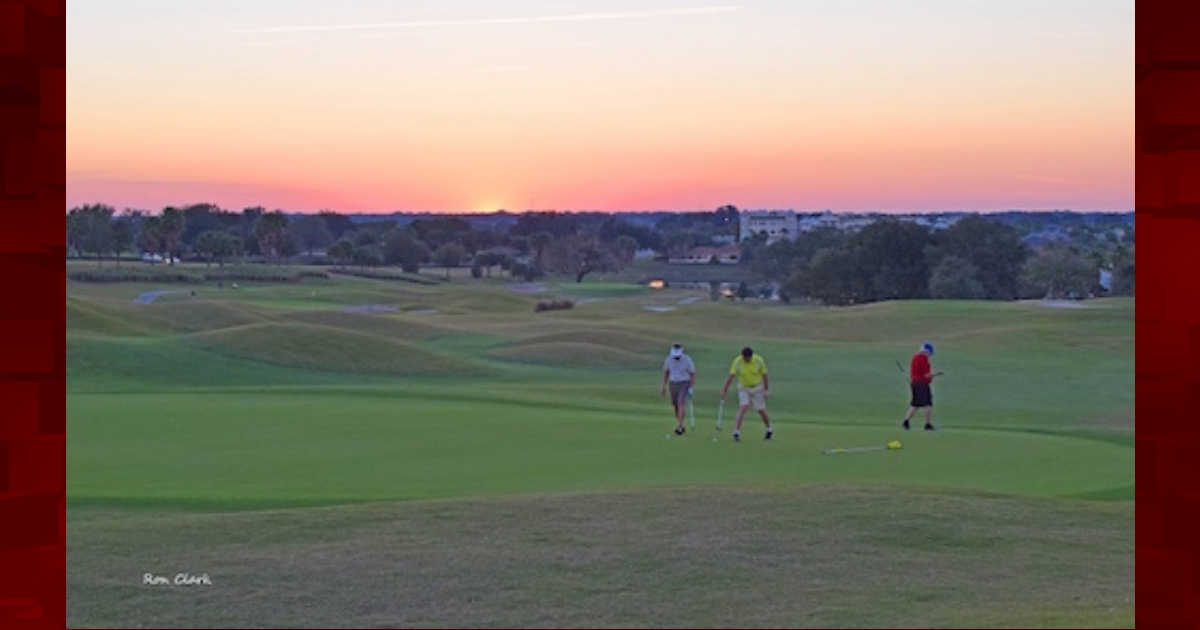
[738,384,767,410]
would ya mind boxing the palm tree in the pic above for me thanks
[158,207,185,265]
[253,211,291,263]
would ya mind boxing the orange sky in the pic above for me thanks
[67,1,1133,213]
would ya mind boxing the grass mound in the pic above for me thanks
[66,336,369,389]
[133,300,271,334]
[520,329,665,354]
[67,296,272,337]
[66,297,148,337]
[184,323,482,376]
[440,287,541,314]
[281,310,450,341]
[489,341,649,368]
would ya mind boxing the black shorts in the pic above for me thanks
[910,382,933,407]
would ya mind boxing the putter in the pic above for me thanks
[824,445,885,455]
[688,395,696,432]
[716,398,725,433]
[823,441,903,455]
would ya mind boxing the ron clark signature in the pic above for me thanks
[142,573,212,586]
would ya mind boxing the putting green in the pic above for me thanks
[68,388,1131,508]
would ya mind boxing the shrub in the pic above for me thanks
[534,299,574,313]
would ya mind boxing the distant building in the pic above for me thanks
[798,210,840,233]
[1022,226,1071,249]
[669,245,742,265]
[740,210,798,243]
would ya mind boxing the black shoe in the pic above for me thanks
[902,420,910,430]
[764,428,773,441]
[733,432,740,442]
[924,424,937,431]
[675,426,685,435]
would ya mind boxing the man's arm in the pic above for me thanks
[762,373,770,396]
[721,374,734,398]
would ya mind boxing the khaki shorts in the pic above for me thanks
[669,381,691,407]
[738,384,767,410]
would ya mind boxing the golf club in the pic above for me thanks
[823,440,903,455]
[688,392,696,432]
[899,360,944,379]
[716,398,724,433]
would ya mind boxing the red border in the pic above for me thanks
[1,0,1187,626]
[0,0,66,627]
[1136,0,1200,626]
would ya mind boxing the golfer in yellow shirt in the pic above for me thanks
[720,346,773,442]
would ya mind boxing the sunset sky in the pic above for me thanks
[66,1,1133,214]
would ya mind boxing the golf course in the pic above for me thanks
[66,267,1134,628]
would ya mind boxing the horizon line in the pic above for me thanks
[65,206,1135,216]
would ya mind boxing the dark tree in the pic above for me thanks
[158,207,186,265]
[849,219,932,300]
[318,211,357,240]
[930,215,1028,300]
[291,215,334,256]
[253,211,291,262]
[326,238,355,268]
[66,204,116,264]
[432,242,468,279]
[928,256,985,299]
[383,230,429,273]
[543,235,621,283]
[1020,245,1097,299]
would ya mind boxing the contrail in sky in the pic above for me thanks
[229,6,741,35]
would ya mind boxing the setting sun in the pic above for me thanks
[474,201,510,214]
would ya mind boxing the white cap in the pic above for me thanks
[670,344,683,357]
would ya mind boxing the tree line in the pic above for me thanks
[66,203,1132,302]
[741,215,1134,304]
[65,204,741,283]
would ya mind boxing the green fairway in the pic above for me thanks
[66,272,1134,628]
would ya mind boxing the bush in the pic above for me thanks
[68,269,203,283]
[67,265,329,284]
[327,268,441,285]
[929,256,985,299]
[534,299,574,313]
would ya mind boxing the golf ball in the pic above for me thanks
[665,434,671,440]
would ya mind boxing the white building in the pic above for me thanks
[669,245,742,265]
[739,210,798,244]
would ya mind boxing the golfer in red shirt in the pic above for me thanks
[902,342,943,431]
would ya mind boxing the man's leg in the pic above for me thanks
[758,408,773,440]
[733,405,749,440]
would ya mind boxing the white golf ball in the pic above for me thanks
[712,437,717,442]
[665,434,671,439]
